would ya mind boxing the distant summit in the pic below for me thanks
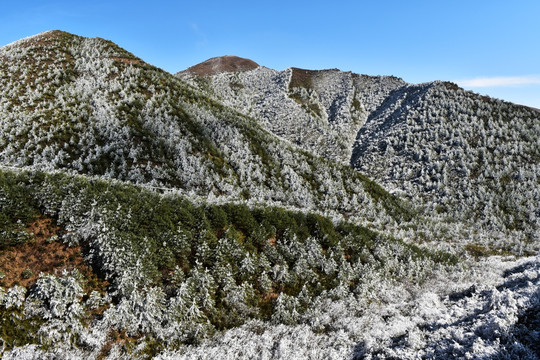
[181,55,259,76]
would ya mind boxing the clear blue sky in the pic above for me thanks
[2,0,539,108]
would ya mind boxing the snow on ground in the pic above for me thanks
[157,256,540,360]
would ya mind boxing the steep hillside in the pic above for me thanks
[0,31,411,230]
[178,64,405,164]
[0,168,537,359]
[351,81,540,246]
[179,59,539,251]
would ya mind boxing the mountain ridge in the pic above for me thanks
[1,31,539,359]
[3,30,535,247]
[178,58,540,248]
[177,64,407,164]
[0,30,414,232]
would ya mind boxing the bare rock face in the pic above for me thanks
[182,55,259,76]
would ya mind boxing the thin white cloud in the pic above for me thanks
[456,75,540,87]
[190,23,208,48]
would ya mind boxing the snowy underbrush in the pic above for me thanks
[154,256,540,360]
[0,167,454,359]
[178,67,405,165]
[3,256,537,359]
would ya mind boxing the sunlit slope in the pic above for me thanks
[0,30,411,228]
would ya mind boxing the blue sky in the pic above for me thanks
[1,0,539,107]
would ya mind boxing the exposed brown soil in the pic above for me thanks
[182,55,259,76]
[263,291,279,301]
[0,217,108,291]
[289,67,339,89]
[96,330,145,360]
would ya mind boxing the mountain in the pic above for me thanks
[181,55,259,76]
[0,31,539,359]
[177,65,405,165]
[178,59,540,250]
[351,81,540,246]
[0,30,411,231]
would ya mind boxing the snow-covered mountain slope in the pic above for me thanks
[352,81,540,246]
[177,64,405,164]
[179,59,539,252]
[0,30,412,230]
[1,30,539,360]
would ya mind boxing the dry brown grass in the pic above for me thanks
[289,67,318,89]
[263,291,279,301]
[0,216,108,291]
[110,56,144,65]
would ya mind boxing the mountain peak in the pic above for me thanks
[1,30,145,68]
[1,30,76,49]
[182,55,259,76]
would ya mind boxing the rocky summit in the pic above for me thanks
[181,55,259,76]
